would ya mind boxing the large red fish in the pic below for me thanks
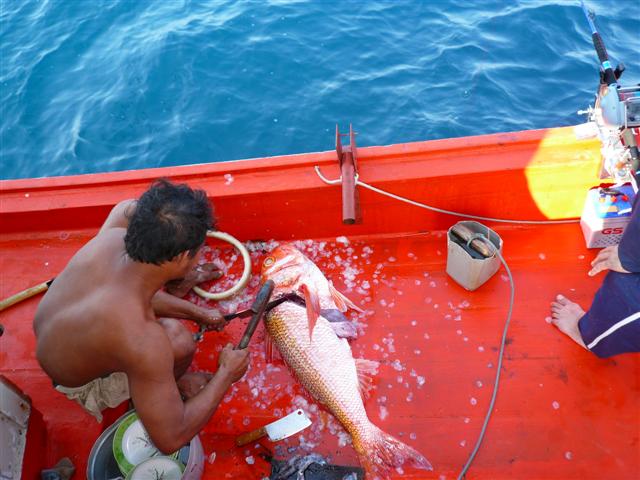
[261,244,432,477]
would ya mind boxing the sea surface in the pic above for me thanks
[1,0,638,180]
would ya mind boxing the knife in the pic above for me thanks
[235,409,312,446]
[193,292,304,342]
[223,291,303,322]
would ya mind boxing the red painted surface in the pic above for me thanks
[22,405,47,479]
[1,127,638,479]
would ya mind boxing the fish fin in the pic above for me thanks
[356,425,432,477]
[300,283,320,340]
[355,358,379,399]
[329,321,358,339]
[329,282,363,312]
[320,308,349,323]
[320,308,358,339]
[264,330,274,363]
[263,330,283,364]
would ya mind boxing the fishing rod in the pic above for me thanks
[580,0,618,87]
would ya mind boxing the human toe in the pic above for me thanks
[551,302,564,312]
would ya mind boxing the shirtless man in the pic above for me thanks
[34,179,249,453]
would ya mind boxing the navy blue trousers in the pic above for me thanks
[578,192,640,357]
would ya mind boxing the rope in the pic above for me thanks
[313,166,580,225]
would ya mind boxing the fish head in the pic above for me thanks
[261,245,324,339]
[260,244,308,291]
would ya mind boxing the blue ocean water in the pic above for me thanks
[1,1,638,180]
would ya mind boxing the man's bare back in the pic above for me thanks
[33,180,250,453]
[35,228,156,387]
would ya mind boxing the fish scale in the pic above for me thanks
[267,302,367,440]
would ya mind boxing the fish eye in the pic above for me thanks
[263,257,275,267]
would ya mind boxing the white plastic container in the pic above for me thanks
[580,184,635,248]
[446,221,502,291]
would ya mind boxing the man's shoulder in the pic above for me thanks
[76,227,126,263]
[99,199,137,233]
[70,226,125,258]
[94,226,126,243]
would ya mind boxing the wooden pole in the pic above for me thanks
[0,279,54,312]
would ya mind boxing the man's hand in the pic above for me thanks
[218,343,250,383]
[198,308,226,331]
[588,245,631,276]
[165,263,223,298]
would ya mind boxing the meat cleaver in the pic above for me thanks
[236,409,312,446]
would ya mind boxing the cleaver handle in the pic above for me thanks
[236,280,274,350]
[236,426,267,447]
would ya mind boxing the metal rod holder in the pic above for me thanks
[335,124,360,224]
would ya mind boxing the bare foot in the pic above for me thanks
[177,372,213,400]
[548,294,587,349]
[165,263,222,297]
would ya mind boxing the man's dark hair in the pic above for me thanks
[124,179,214,265]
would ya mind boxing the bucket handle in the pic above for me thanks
[466,232,498,257]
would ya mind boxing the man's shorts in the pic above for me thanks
[55,372,130,423]
[578,271,640,358]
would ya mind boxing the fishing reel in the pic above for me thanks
[579,2,640,183]
[585,77,640,184]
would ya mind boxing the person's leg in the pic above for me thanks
[549,295,587,348]
[157,317,212,399]
[584,311,640,357]
[157,317,196,377]
[576,272,640,357]
[165,263,222,297]
[550,272,640,357]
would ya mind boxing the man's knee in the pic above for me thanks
[158,318,196,362]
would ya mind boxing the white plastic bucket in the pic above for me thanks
[446,221,502,291]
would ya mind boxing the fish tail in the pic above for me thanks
[357,425,432,476]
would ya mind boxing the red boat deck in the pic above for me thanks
[1,126,638,479]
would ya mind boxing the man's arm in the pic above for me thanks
[152,290,225,330]
[99,199,137,234]
[589,206,640,276]
[127,330,249,453]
